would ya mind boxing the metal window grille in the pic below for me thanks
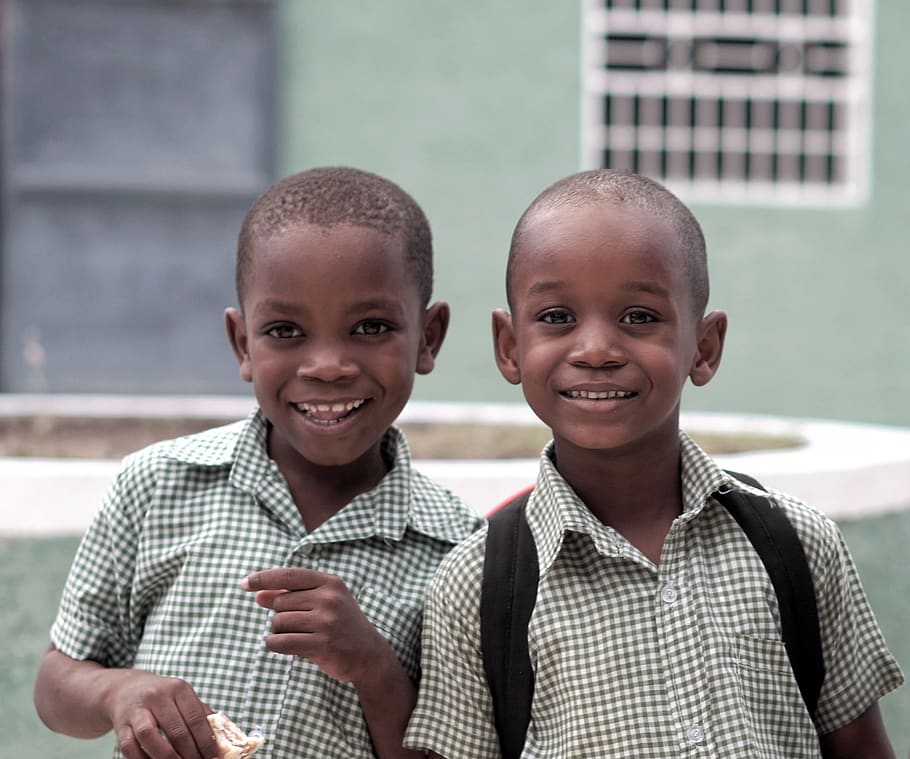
[581,0,874,206]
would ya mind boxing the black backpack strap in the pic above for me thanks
[716,471,824,719]
[480,489,538,759]
[480,473,825,754]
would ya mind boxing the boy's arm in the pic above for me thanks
[34,644,220,759]
[819,703,895,759]
[347,637,430,759]
[242,568,426,759]
[404,540,500,759]
[797,512,903,754]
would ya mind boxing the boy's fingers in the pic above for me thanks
[263,631,321,657]
[175,694,220,759]
[242,567,325,592]
[252,588,288,609]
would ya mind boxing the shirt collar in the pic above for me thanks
[167,407,472,545]
[527,430,738,575]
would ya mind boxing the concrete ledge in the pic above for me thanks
[2,395,909,535]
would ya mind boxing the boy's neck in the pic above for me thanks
[269,435,390,533]
[552,432,684,564]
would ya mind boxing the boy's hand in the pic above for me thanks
[101,669,219,759]
[242,568,391,685]
[34,647,220,759]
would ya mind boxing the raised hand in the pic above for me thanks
[241,568,390,685]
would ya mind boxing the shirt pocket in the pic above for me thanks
[734,633,819,757]
[356,585,422,681]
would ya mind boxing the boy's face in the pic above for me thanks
[226,224,447,472]
[493,202,725,459]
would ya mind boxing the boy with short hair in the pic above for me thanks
[34,166,483,759]
[405,169,903,758]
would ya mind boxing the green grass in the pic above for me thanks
[5,511,909,757]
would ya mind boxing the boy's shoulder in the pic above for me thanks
[106,418,254,506]
[120,417,249,471]
[394,435,485,544]
[755,483,842,563]
[680,432,841,555]
[424,521,488,596]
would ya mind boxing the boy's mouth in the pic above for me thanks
[294,399,368,426]
[562,389,636,400]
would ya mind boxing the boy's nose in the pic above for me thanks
[296,343,358,382]
[568,323,627,368]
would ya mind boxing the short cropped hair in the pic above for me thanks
[236,166,434,307]
[507,169,709,315]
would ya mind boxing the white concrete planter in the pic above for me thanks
[2,395,909,535]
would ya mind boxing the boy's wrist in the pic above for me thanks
[350,635,409,695]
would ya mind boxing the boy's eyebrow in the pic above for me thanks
[251,296,407,317]
[526,280,565,297]
[525,279,673,299]
[252,297,299,317]
[346,297,408,315]
[621,280,673,299]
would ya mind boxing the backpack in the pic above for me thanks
[479,472,824,759]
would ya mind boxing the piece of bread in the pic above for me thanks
[207,711,264,759]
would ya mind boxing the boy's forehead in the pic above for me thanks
[251,222,408,271]
[506,199,697,313]
[257,221,400,251]
[516,201,681,268]
[246,223,421,298]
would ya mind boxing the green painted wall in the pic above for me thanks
[278,2,910,428]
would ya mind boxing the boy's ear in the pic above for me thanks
[492,308,521,385]
[224,307,253,383]
[690,309,727,387]
[415,301,450,375]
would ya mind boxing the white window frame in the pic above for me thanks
[580,1,875,206]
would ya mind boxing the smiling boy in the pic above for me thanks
[34,166,482,759]
[405,169,903,758]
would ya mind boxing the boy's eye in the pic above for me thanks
[265,323,303,339]
[621,310,656,325]
[353,320,391,336]
[539,309,574,325]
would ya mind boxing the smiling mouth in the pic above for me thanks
[294,399,368,426]
[562,390,636,400]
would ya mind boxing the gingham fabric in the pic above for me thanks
[51,408,482,759]
[405,431,904,759]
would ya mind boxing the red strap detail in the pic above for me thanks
[486,485,535,517]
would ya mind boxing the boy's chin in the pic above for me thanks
[268,423,386,471]
[551,427,667,457]
[289,438,384,469]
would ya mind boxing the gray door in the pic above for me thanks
[1,0,276,393]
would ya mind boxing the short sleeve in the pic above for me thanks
[50,458,150,668]
[795,507,904,734]
[404,529,501,759]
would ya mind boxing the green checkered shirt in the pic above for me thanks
[51,409,482,759]
[405,431,903,758]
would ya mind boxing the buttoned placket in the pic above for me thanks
[242,471,322,746]
[656,516,713,755]
[265,533,331,752]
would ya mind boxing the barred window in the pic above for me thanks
[580,0,874,205]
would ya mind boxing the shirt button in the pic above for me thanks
[660,583,679,605]
[686,724,705,744]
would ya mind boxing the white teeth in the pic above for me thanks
[298,399,366,413]
[566,390,634,400]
